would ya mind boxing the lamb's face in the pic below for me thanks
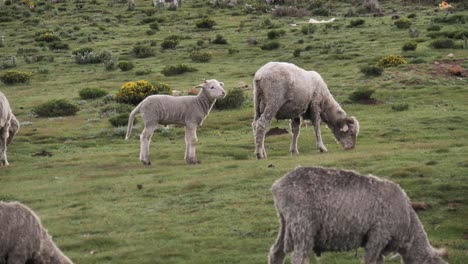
[198,79,226,99]
[334,116,359,150]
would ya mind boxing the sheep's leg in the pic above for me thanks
[139,124,156,166]
[184,124,199,165]
[291,248,310,264]
[253,105,279,159]
[268,213,287,264]
[364,231,387,264]
[0,127,9,166]
[311,107,327,153]
[290,117,301,155]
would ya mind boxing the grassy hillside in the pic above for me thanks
[1,0,467,263]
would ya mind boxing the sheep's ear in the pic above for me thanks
[195,84,204,89]
[346,116,357,124]
[219,82,224,87]
[203,79,208,83]
[340,124,349,132]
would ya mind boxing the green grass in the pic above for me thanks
[1,1,467,263]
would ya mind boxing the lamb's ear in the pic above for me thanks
[219,82,224,87]
[195,83,205,89]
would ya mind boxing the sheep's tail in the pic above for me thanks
[253,78,262,121]
[125,103,141,140]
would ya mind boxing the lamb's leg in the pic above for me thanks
[139,124,156,166]
[289,117,301,155]
[311,107,327,153]
[268,213,287,264]
[253,105,279,159]
[184,124,199,165]
[0,127,9,166]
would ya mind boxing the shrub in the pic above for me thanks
[427,24,441,31]
[348,19,365,28]
[391,103,409,111]
[103,59,117,71]
[293,48,302,57]
[74,51,112,64]
[360,65,383,77]
[35,32,60,42]
[271,6,309,17]
[261,41,280,50]
[267,29,286,39]
[301,24,316,35]
[196,17,216,29]
[33,99,79,117]
[48,41,69,50]
[149,22,160,30]
[132,45,154,58]
[109,113,134,127]
[212,34,228,44]
[72,47,94,55]
[394,18,412,29]
[349,88,375,103]
[377,55,406,68]
[161,64,197,76]
[430,39,456,49]
[117,60,134,71]
[0,70,32,84]
[402,41,417,51]
[190,51,213,62]
[433,14,467,24]
[161,35,181,49]
[214,87,246,110]
[311,7,330,16]
[115,80,172,105]
[228,48,239,54]
[79,88,108,99]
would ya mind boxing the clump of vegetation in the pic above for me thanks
[196,17,216,29]
[407,13,416,19]
[301,24,316,35]
[402,41,417,51]
[74,50,112,64]
[427,24,441,31]
[214,87,246,110]
[349,88,375,103]
[394,18,412,29]
[115,80,172,105]
[33,99,79,117]
[360,65,383,77]
[377,55,406,68]
[430,39,458,49]
[348,19,365,28]
[35,32,60,42]
[161,35,181,49]
[212,34,228,44]
[293,48,302,57]
[311,7,330,16]
[190,51,213,62]
[391,103,409,111]
[161,64,197,76]
[109,113,134,127]
[433,14,467,24]
[271,6,309,17]
[117,60,134,71]
[0,70,32,84]
[149,22,160,31]
[72,47,94,55]
[261,41,280,50]
[267,29,286,39]
[132,45,154,58]
[48,41,69,50]
[79,88,108,100]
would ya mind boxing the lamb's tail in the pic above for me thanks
[125,104,141,140]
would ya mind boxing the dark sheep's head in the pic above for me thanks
[333,116,359,150]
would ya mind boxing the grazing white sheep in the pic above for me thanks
[0,201,74,264]
[269,167,448,264]
[252,62,359,159]
[0,91,19,166]
[126,79,226,165]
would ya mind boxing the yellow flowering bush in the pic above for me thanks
[377,55,406,68]
[115,80,172,105]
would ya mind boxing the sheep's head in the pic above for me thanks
[35,235,74,264]
[333,116,359,150]
[196,79,226,99]
[426,247,449,264]
[7,114,19,145]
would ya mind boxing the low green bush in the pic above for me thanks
[212,34,228,44]
[360,65,383,77]
[109,113,135,127]
[293,48,302,57]
[301,24,316,35]
[35,32,60,42]
[132,45,154,58]
[117,60,134,71]
[348,19,365,28]
[214,87,246,110]
[433,14,467,24]
[48,41,69,50]
[149,22,160,30]
[74,50,112,64]
[33,99,79,117]
[377,55,406,68]
[0,70,32,84]
[427,24,441,31]
[267,29,286,39]
[190,51,213,62]
[196,17,216,29]
[349,88,375,103]
[79,88,108,100]
[394,18,412,29]
[430,39,456,49]
[391,103,409,111]
[161,64,197,76]
[261,41,280,50]
[402,41,417,51]
[115,80,172,105]
[72,47,94,55]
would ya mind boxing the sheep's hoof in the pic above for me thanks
[318,147,328,153]
[186,158,199,165]
[0,160,8,166]
[290,150,299,156]
[256,153,265,160]
[141,160,151,166]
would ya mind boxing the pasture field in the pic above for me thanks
[0,0,467,263]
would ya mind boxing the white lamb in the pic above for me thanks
[126,79,226,165]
